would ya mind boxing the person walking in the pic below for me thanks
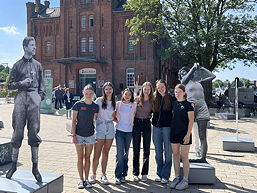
[63,88,74,119]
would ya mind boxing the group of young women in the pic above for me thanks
[71,79,194,190]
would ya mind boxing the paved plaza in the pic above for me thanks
[0,103,257,193]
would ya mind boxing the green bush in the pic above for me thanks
[0,89,17,98]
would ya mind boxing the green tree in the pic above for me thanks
[212,79,224,88]
[125,0,257,71]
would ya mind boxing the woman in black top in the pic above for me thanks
[152,79,173,184]
[169,84,194,190]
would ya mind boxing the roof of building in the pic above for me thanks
[33,7,60,19]
[114,1,127,11]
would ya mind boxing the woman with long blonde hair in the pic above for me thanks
[132,81,154,182]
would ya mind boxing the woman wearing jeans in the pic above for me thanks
[114,88,137,184]
[132,81,154,182]
[152,79,173,184]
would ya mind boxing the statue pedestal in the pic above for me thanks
[40,109,56,114]
[0,141,12,166]
[215,113,235,120]
[0,116,3,128]
[0,170,63,193]
[180,163,216,184]
[222,136,255,152]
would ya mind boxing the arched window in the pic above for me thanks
[89,15,94,28]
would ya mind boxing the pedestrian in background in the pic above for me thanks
[63,88,74,119]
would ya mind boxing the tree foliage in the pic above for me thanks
[125,0,257,71]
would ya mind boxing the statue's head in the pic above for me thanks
[178,67,190,80]
[23,36,36,56]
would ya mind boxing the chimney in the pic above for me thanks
[35,0,41,13]
[44,1,50,8]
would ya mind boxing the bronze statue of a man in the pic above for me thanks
[6,36,45,182]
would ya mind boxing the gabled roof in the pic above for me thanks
[32,7,60,19]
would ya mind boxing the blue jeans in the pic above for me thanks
[115,130,132,179]
[152,126,172,179]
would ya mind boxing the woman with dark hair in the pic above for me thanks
[63,88,74,119]
[114,88,137,184]
[89,82,116,185]
[152,79,173,184]
[132,81,154,182]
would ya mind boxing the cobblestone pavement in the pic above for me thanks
[0,104,257,193]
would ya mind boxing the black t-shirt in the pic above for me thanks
[171,100,194,133]
[72,101,99,137]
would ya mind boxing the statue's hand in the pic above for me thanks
[19,78,33,88]
[193,63,200,69]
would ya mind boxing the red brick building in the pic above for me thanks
[26,0,179,96]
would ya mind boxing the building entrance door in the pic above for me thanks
[79,68,96,96]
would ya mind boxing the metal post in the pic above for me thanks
[235,77,239,141]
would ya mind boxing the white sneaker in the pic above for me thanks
[133,175,139,182]
[84,180,92,188]
[101,175,109,185]
[121,176,126,183]
[77,180,84,189]
[155,176,161,182]
[141,175,148,182]
[115,178,121,185]
[175,178,189,190]
[169,177,180,189]
[161,178,168,184]
[89,174,96,184]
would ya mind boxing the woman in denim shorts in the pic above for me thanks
[89,82,116,185]
[72,85,99,189]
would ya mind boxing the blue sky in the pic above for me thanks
[0,1,256,81]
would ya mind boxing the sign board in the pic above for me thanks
[40,78,53,110]
[79,68,96,74]
[98,80,104,88]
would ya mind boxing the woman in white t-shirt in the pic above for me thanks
[114,88,137,184]
[89,82,116,185]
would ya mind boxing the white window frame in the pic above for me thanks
[81,16,86,29]
[89,37,94,53]
[46,42,52,55]
[44,69,52,78]
[128,37,135,51]
[126,68,135,88]
[81,38,86,53]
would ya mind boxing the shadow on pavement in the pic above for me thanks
[207,155,257,168]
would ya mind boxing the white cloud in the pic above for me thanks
[0,25,19,35]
